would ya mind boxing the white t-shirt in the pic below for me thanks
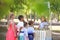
[17,21,24,31]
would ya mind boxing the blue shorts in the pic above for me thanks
[28,33,34,40]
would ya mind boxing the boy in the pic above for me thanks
[17,15,24,40]
[27,21,35,40]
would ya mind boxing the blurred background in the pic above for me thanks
[0,0,60,40]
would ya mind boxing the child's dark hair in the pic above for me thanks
[28,21,34,25]
[24,22,28,27]
[18,15,24,20]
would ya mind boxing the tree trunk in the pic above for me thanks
[34,13,35,22]
[57,11,60,22]
[26,13,28,21]
[57,13,59,22]
[30,14,32,21]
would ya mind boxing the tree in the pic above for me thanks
[50,0,60,21]
[28,0,49,20]
[0,0,14,19]
[0,0,28,19]
[0,0,49,20]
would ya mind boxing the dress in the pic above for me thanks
[24,28,28,40]
[6,21,17,40]
[18,31,24,40]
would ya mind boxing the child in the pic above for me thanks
[27,21,35,40]
[24,22,29,40]
[17,15,24,40]
[39,16,49,29]
[6,13,17,40]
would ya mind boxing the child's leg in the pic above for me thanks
[18,36,24,40]
[18,36,20,40]
[25,36,29,40]
[20,36,24,40]
[29,35,33,40]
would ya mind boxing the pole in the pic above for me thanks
[48,1,52,30]
[48,2,53,40]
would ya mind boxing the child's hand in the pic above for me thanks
[17,32,20,36]
[20,27,23,31]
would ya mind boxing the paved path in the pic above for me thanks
[52,32,60,40]
[0,31,60,40]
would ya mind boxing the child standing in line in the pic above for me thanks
[17,15,24,40]
[6,13,17,40]
[24,22,29,40]
[27,21,35,40]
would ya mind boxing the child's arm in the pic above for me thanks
[11,22,16,37]
[38,25,40,30]
[17,26,23,36]
[19,27,23,32]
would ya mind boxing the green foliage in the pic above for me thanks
[49,0,60,21]
[28,0,49,17]
[50,0,60,12]
[0,0,14,19]
[0,0,52,19]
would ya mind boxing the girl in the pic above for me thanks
[17,15,24,40]
[6,13,17,40]
[27,21,35,40]
[39,16,49,29]
[24,22,29,40]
